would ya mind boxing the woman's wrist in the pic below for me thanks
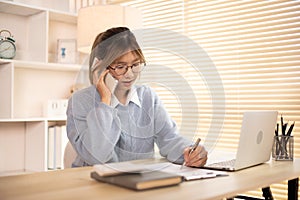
[101,96,111,105]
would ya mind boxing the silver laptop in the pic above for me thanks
[203,111,278,171]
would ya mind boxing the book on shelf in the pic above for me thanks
[48,126,55,170]
[48,125,69,170]
[91,159,228,190]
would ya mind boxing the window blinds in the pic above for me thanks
[108,0,299,199]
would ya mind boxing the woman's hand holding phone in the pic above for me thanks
[96,70,117,105]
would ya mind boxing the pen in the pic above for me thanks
[286,122,295,136]
[275,123,279,136]
[181,138,201,169]
[282,123,288,136]
[281,115,284,135]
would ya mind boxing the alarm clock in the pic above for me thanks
[0,30,16,59]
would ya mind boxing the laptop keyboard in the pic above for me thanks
[208,159,236,168]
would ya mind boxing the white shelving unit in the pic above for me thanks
[0,1,84,175]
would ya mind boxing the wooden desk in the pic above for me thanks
[0,159,299,200]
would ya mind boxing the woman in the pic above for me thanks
[66,27,207,167]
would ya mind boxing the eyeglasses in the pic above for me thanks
[107,62,146,76]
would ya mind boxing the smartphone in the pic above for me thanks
[104,73,117,93]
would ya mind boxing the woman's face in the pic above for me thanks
[109,51,141,91]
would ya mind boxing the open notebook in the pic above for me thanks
[92,160,227,179]
[203,111,278,171]
[91,159,227,190]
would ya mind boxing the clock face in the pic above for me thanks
[0,40,16,59]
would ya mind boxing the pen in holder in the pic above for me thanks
[272,115,294,161]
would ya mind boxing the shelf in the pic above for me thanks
[0,117,67,122]
[0,59,82,71]
[0,1,79,63]
[0,59,80,119]
[0,0,78,174]
[0,0,77,24]
[0,0,42,16]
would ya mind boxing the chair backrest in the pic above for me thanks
[63,141,77,168]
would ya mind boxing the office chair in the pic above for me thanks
[63,141,77,168]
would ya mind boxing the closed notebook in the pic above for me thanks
[91,171,183,191]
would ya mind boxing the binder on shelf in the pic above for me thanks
[55,126,63,169]
[48,126,56,170]
[60,125,69,168]
[47,125,69,170]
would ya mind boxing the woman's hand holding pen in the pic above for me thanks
[96,69,112,105]
[183,142,208,167]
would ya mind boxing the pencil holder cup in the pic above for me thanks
[272,136,294,161]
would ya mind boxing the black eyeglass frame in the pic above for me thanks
[107,62,146,76]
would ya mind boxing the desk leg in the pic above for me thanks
[288,178,299,200]
[262,187,273,200]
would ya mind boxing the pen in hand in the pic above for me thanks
[181,138,201,169]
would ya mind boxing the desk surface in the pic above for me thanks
[0,159,299,200]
